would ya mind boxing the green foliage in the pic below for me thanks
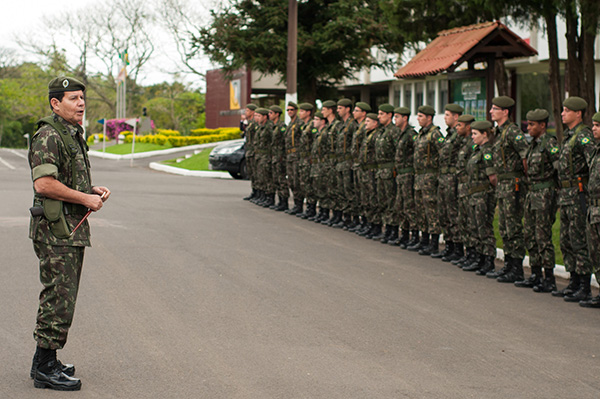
[162,147,216,171]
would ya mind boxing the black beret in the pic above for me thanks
[355,102,371,112]
[563,96,588,111]
[378,104,395,113]
[322,100,336,108]
[255,108,269,116]
[337,98,353,107]
[287,101,298,109]
[492,96,515,109]
[246,104,258,111]
[394,107,410,116]
[471,120,493,131]
[445,103,464,114]
[593,112,600,123]
[417,105,435,116]
[299,103,314,111]
[269,105,283,114]
[366,113,379,120]
[48,76,85,94]
[457,114,475,123]
[525,109,550,121]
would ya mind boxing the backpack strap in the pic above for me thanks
[35,116,78,189]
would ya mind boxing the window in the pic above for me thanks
[426,80,436,107]
[439,80,448,111]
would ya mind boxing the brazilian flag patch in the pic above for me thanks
[516,134,523,140]
[551,147,558,154]
[472,144,477,150]
[281,127,286,132]
[582,137,590,144]
[438,137,445,143]
[484,153,492,161]
[413,135,417,141]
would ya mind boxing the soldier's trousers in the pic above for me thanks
[497,182,526,259]
[469,191,497,257]
[272,159,288,198]
[438,174,459,242]
[247,155,256,189]
[33,241,84,350]
[299,160,315,205]
[561,201,592,274]
[414,173,440,234]
[361,169,380,223]
[457,194,474,247]
[524,188,557,269]
[586,205,600,279]
[256,155,273,193]
[337,167,356,215]
[377,169,397,226]
[395,172,416,231]
[286,158,302,201]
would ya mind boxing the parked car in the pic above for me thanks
[209,139,248,179]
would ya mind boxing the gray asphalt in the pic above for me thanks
[1,147,599,398]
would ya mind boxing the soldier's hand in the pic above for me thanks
[92,186,111,202]
[86,193,105,212]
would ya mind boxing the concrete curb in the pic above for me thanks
[148,162,232,179]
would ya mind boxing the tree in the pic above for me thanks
[193,0,403,103]
[142,82,205,133]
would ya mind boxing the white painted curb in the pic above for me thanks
[148,162,232,179]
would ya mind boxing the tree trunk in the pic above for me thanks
[544,11,564,142]
[564,1,582,97]
[494,59,509,96]
[580,0,599,122]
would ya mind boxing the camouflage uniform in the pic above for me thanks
[492,120,529,260]
[524,133,559,271]
[335,117,358,216]
[394,125,418,232]
[285,117,304,203]
[375,122,400,226]
[437,126,466,243]
[586,141,600,281]
[299,121,316,208]
[456,138,476,249]
[244,120,259,189]
[557,122,595,275]
[28,113,92,350]
[413,123,444,234]
[271,120,288,199]
[466,141,497,257]
[359,127,381,224]
[351,120,368,218]
[315,120,339,210]
[255,120,274,194]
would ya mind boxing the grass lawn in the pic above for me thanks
[161,147,220,171]
[98,142,172,154]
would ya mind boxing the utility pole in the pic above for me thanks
[285,0,298,124]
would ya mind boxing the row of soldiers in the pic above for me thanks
[241,95,600,308]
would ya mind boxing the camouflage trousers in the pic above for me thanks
[299,160,316,205]
[394,172,416,231]
[311,161,334,209]
[438,174,459,242]
[336,167,356,215]
[286,157,302,201]
[271,158,289,198]
[414,173,440,234]
[256,155,273,193]
[360,168,381,223]
[561,202,592,274]
[524,188,557,269]
[33,241,84,350]
[469,190,497,257]
[457,193,475,247]
[497,182,526,259]
[246,154,256,189]
[587,205,600,279]
[377,168,397,226]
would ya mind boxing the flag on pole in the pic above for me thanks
[117,66,127,84]
[118,49,130,65]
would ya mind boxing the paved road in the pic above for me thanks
[1,148,599,398]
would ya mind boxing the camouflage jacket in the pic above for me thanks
[315,119,339,163]
[29,113,92,246]
[394,125,417,173]
[466,141,495,195]
[335,117,357,170]
[359,127,380,167]
[255,120,274,157]
[244,120,259,157]
[526,133,559,184]
[271,120,287,162]
[557,122,595,206]
[456,137,475,198]
[492,120,528,195]
[375,123,400,166]
[588,143,600,201]
[414,124,444,172]
[298,120,315,163]
[439,126,466,173]
[351,120,367,167]
[284,116,303,160]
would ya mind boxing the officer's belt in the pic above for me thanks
[415,168,438,175]
[361,163,378,170]
[497,171,524,181]
[530,180,557,191]
[560,176,588,188]
[440,166,457,174]
[286,148,297,154]
[64,202,88,216]
[396,167,414,175]
[378,162,394,169]
[468,183,491,195]
[589,198,600,206]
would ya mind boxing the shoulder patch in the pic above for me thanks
[515,134,523,141]
[311,128,317,133]
[483,153,492,161]
[472,144,477,150]
[582,137,591,145]
[550,147,558,154]
[438,137,445,143]
[281,127,286,132]
[412,135,417,141]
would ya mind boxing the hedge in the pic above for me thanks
[121,128,242,147]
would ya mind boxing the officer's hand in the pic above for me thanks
[86,193,105,212]
[92,186,111,202]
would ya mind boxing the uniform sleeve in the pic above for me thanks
[510,126,529,159]
[581,130,596,166]
[432,128,445,151]
[30,129,61,181]
[547,136,560,169]
[483,147,496,176]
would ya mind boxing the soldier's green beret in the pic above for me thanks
[337,98,353,107]
[471,120,493,132]
[417,105,435,116]
[366,113,378,120]
[378,104,395,113]
[563,96,588,112]
[394,107,410,116]
[299,103,314,111]
[526,108,550,122]
[246,104,258,111]
[269,105,283,114]
[445,103,464,114]
[355,102,371,112]
[457,114,475,123]
[255,108,269,116]
[593,112,600,123]
[287,101,298,109]
[492,96,515,109]
[322,100,336,108]
[314,112,324,119]
[48,76,85,94]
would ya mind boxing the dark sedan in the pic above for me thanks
[208,139,248,179]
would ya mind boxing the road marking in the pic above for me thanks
[0,156,16,170]
[6,149,27,159]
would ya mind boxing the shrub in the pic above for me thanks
[155,129,181,136]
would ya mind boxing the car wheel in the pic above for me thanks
[229,171,242,179]
[239,159,248,180]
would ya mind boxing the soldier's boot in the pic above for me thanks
[250,190,261,204]
[476,255,496,276]
[486,256,511,279]
[262,193,275,208]
[333,213,348,229]
[275,196,289,211]
[327,210,343,226]
[300,203,314,219]
[315,208,330,223]
[357,222,372,236]
[564,274,592,302]
[344,215,357,230]
[462,253,485,272]
[452,246,472,266]
[443,242,463,262]
[533,268,557,293]
[285,198,301,214]
[393,229,410,247]
[431,240,451,259]
[404,230,420,249]
[378,225,394,243]
[31,347,75,379]
[552,273,581,297]
[385,226,400,245]
[419,234,439,256]
[348,216,363,232]
[579,294,600,308]
[255,191,268,206]
[243,189,256,201]
[306,205,320,221]
[365,224,382,239]
[408,232,428,252]
[458,247,478,269]
[269,195,280,209]
[514,266,542,288]
[322,210,338,225]
[33,349,81,391]
[497,257,524,283]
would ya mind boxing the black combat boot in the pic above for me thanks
[243,189,256,201]
[459,247,478,268]
[301,203,316,219]
[420,234,439,256]
[462,253,484,272]
[431,239,449,259]
[333,213,347,229]
[514,266,542,288]
[315,208,330,223]
[443,242,463,262]
[564,274,592,302]
[393,229,410,247]
[250,190,262,204]
[533,268,556,293]
[307,205,320,221]
[377,225,392,243]
[497,257,524,283]
[285,198,302,214]
[31,347,75,379]
[408,232,428,252]
[404,230,420,249]
[33,349,81,391]
[344,215,358,230]
[552,273,581,297]
[357,222,372,236]
[275,196,289,211]
[486,256,511,279]
[366,224,382,239]
[326,210,342,226]
[383,225,399,244]
[262,193,275,208]
[579,294,600,308]
[452,246,472,266]
[476,255,496,276]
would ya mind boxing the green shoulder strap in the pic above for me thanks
[567,124,586,177]
[35,116,78,189]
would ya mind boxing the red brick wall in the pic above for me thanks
[205,68,250,129]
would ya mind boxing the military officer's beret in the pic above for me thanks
[299,103,314,111]
[48,76,86,94]
[563,96,588,112]
[355,102,371,112]
[457,114,475,123]
[269,105,283,114]
[471,120,493,131]
[322,100,336,108]
[337,98,353,107]
[366,113,379,120]
[314,112,324,119]
[492,96,515,109]
[593,112,600,123]
[526,109,550,121]
[246,104,258,111]
[445,103,464,114]
[287,101,298,109]
[417,105,435,116]
[378,104,395,113]
[394,107,410,116]
[255,107,269,116]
